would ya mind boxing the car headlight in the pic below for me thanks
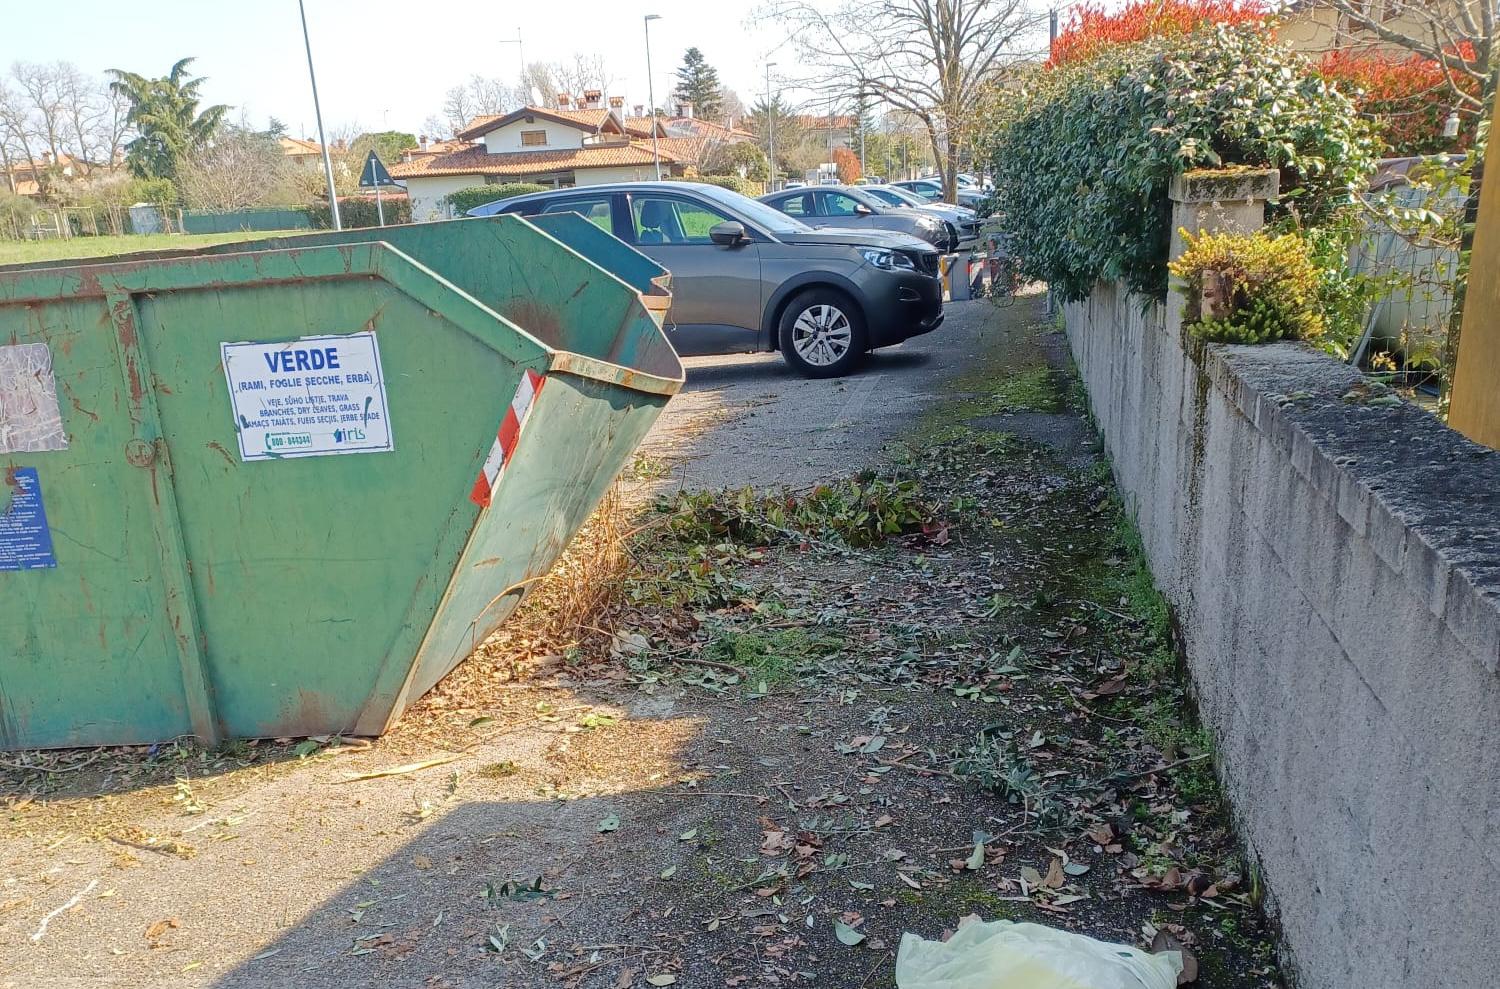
[859,247,916,271]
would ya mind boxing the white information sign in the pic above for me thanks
[221,333,394,462]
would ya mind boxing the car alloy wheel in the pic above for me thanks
[790,304,853,367]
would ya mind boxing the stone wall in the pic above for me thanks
[1064,173,1500,988]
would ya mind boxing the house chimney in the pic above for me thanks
[419,134,429,151]
[608,96,624,109]
[583,89,603,109]
[558,93,571,108]
[677,101,694,119]
[633,104,645,117]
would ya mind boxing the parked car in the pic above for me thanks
[758,185,956,252]
[469,182,943,378]
[862,185,981,247]
[891,178,988,211]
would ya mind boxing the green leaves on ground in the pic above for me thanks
[658,475,937,550]
[833,918,867,946]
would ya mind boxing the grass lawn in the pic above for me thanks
[0,230,308,266]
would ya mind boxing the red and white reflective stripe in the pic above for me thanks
[470,368,545,508]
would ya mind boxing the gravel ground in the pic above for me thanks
[633,297,1046,490]
[0,295,1282,989]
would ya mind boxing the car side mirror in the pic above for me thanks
[854,203,873,216]
[709,221,748,246]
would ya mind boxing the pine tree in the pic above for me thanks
[671,48,724,121]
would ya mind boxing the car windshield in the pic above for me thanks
[838,188,886,211]
[874,186,926,208]
[691,183,812,236]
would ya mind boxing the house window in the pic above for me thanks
[520,129,547,147]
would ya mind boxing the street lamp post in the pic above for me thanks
[298,0,340,230]
[765,62,777,192]
[644,14,663,181]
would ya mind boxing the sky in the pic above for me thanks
[1,0,805,139]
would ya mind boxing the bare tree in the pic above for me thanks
[439,54,618,132]
[721,88,749,126]
[100,86,130,169]
[442,84,476,134]
[0,81,41,194]
[442,73,524,132]
[0,61,135,196]
[511,62,558,107]
[59,65,98,170]
[176,127,287,210]
[553,53,615,103]
[760,0,1044,198]
[12,62,68,166]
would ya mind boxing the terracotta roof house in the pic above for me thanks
[391,106,684,221]
[794,114,858,151]
[617,107,758,170]
[278,136,325,164]
[1,152,88,198]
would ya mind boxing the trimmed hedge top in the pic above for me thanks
[445,184,547,216]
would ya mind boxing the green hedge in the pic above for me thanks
[984,25,1374,301]
[666,174,759,195]
[444,184,547,216]
[308,196,413,229]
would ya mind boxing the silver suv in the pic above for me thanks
[469,182,943,378]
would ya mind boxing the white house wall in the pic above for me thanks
[405,166,666,219]
[405,174,478,222]
[575,165,660,185]
[482,120,587,154]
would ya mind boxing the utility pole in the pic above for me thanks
[298,0,340,230]
[644,15,663,180]
[766,62,777,192]
[858,87,866,176]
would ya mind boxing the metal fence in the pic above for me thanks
[179,207,312,234]
[1349,159,1466,373]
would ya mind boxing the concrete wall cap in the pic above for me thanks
[1168,168,1279,205]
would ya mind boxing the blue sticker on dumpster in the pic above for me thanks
[220,333,394,462]
[0,467,57,571]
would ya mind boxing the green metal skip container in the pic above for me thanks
[0,215,683,749]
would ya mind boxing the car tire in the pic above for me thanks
[778,289,867,379]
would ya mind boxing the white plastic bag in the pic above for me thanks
[895,919,1182,989]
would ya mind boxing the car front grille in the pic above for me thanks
[911,251,941,278]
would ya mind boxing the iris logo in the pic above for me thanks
[332,428,368,444]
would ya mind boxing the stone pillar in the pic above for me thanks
[1167,169,1279,260]
[1166,169,1279,333]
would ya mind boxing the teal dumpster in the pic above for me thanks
[0,216,682,749]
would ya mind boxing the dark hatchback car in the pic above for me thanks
[469,182,942,378]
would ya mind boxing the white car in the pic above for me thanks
[890,178,988,211]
